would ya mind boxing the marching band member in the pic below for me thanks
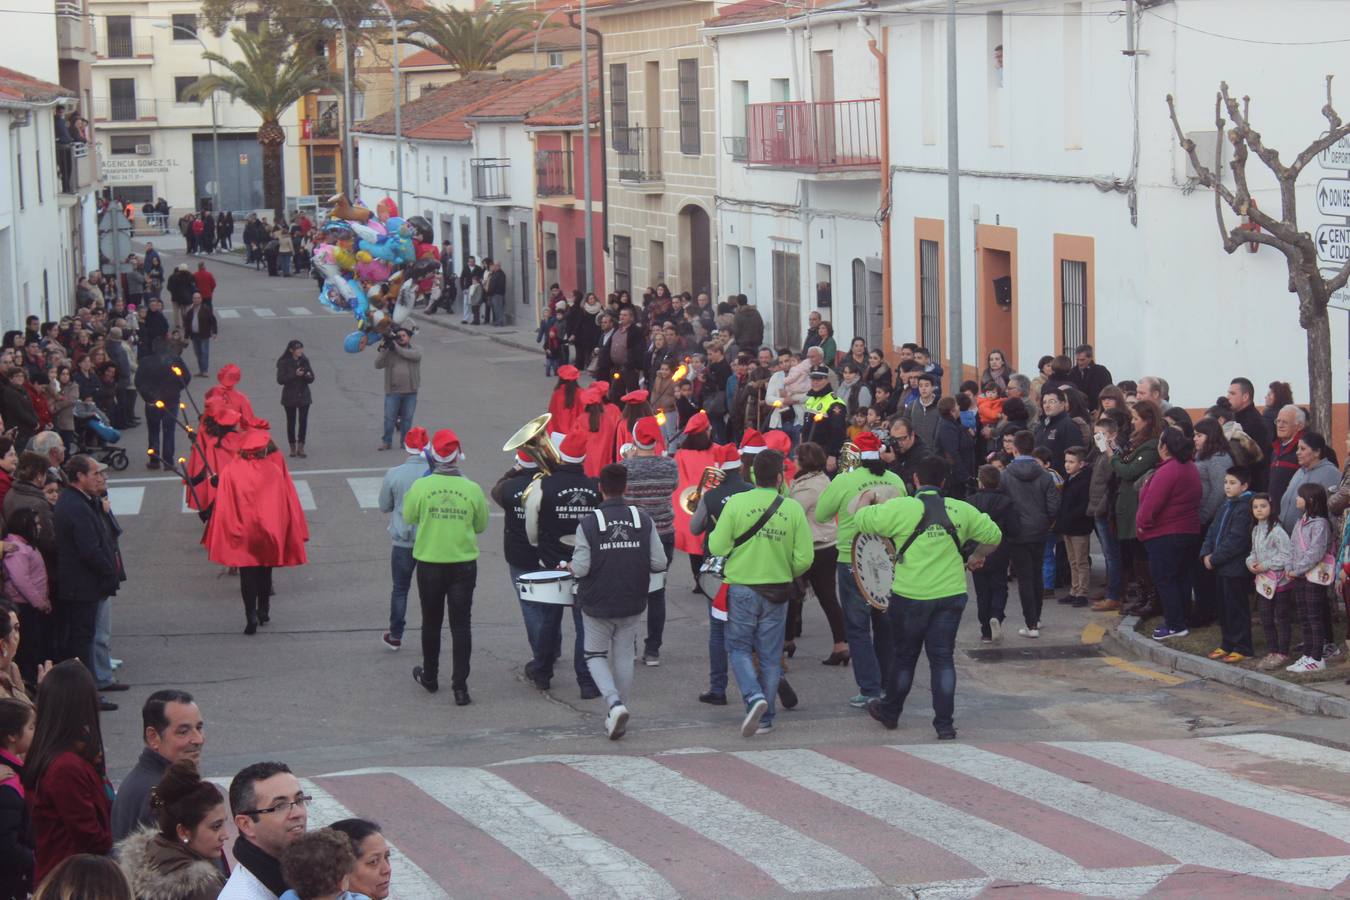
[492,448,555,690]
[524,425,603,699]
[816,431,906,708]
[545,365,585,442]
[579,383,622,478]
[403,429,488,707]
[689,443,752,706]
[621,416,678,666]
[802,366,848,472]
[671,410,718,591]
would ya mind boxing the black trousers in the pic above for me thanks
[15,603,52,682]
[1007,542,1045,629]
[417,560,477,689]
[60,600,100,672]
[240,565,272,622]
[284,405,310,445]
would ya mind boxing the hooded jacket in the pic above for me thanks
[1200,491,1255,578]
[116,826,226,900]
[1278,458,1341,534]
[999,456,1060,544]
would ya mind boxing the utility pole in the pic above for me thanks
[945,0,963,395]
[377,0,403,212]
[579,0,593,294]
[322,0,354,197]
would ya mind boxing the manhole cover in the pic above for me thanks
[966,644,1103,662]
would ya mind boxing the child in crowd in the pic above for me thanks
[969,465,1019,642]
[977,382,1006,429]
[872,383,895,418]
[280,829,368,900]
[1200,467,1255,662]
[1248,492,1293,670]
[1033,446,1066,596]
[1284,483,1334,673]
[675,381,699,430]
[847,410,867,442]
[1056,447,1094,607]
[536,301,567,377]
[957,393,978,435]
[0,697,35,900]
[864,406,884,433]
[1088,417,1126,612]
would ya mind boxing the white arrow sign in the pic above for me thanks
[1320,134,1350,170]
[1320,269,1350,311]
[1317,178,1350,216]
[1316,224,1350,265]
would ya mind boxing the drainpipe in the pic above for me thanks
[866,25,893,356]
[566,10,609,256]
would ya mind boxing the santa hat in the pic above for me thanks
[633,416,662,450]
[217,364,242,387]
[430,429,462,464]
[716,442,742,471]
[853,431,882,460]
[558,364,580,383]
[763,430,792,456]
[621,389,650,406]
[239,430,271,452]
[582,383,608,406]
[683,410,710,435]
[739,429,767,456]
[559,426,589,464]
[404,426,430,454]
[516,449,538,469]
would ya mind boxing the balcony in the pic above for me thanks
[723,135,747,162]
[616,126,662,188]
[535,149,573,198]
[471,158,511,201]
[92,96,157,123]
[96,33,153,61]
[56,2,94,59]
[57,142,95,194]
[747,98,880,173]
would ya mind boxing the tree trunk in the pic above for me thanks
[1305,301,1334,437]
[262,138,285,223]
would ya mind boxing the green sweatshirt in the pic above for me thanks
[402,474,489,563]
[815,467,907,562]
[853,488,1002,600]
[708,487,814,585]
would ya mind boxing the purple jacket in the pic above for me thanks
[1136,458,1202,541]
[2,536,49,612]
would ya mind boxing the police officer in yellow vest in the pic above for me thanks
[802,367,847,472]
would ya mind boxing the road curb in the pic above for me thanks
[1102,615,1350,718]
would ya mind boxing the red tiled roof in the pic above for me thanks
[524,86,600,127]
[463,59,596,121]
[0,66,73,104]
[400,26,583,70]
[402,49,449,69]
[354,70,541,137]
[705,0,839,28]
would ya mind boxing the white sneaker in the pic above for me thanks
[741,698,769,737]
[1017,626,1040,639]
[1285,655,1326,673]
[605,703,629,740]
[1323,642,1343,660]
[755,723,773,735]
[990,619,1003,643]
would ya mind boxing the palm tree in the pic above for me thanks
[399,4,544,74]
[185,26,332,220]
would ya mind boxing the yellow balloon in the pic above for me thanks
[334,249,356,271]
[356,250,373,264]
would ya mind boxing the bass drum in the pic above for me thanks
[851,532,897,611]
[515,570,575,606]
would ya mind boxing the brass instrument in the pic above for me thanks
[679,466,725,515]
[838,441,861,473]
[503,414,562,503]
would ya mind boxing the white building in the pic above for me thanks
[879,0,1347,415]
[705,2,886,353]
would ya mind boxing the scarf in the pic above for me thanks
[233,834,287,896]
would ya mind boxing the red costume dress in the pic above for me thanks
[546,380,585,440]
[204,431,308,569]
[203,364,256,422]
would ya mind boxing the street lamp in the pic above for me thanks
[375,0,402,213]
[156,22,221,216]
[320,0,355,198]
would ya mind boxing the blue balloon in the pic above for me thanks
[343,330,366,353]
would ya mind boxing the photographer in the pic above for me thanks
[375,327,421,451]
[880,415,933,487]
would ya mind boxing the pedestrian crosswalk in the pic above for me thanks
[215,306,349,320]
[206,734,1350,898]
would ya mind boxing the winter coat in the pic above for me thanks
[934,416,974,492]
[1287,515,1332,578]
[1200,492,1254,578]
[968,488,1019,564]
[182,303,216,340]
[110,747,170,843]
[789,470,837,548]
[53,486,121,604]
[0,750,32,900]
[374,342,421,395]
[1110,438,1160,541]
[906,396,942,447]
[1136,458,1202,542]
[0,383,38,449]
[275,353,314,408]
[1086,444,1116,519]
[116,826,226,900]
[27,750,112,884]
[166,270,196,306]
[134,350,190,406]
[1055,470,1094,536]
[3,483,54,556]
[1247,520,1292,575]
[1268,430,1302,511]
[1194,450,1233,526]
[999,457,1060,544]
[50,380,77,432]
[1279,458,1341,534]
[2,536,48,612]
[1033,410,1081,474]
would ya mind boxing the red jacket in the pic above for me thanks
[194,269,216,300]
[1136,458,1203,541]
[203,453,309,567]
[27,750,112,884]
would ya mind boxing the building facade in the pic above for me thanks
[54,0,103,281]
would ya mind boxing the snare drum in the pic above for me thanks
[515,570,575,606]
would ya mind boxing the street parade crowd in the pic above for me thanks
[0,200,1348,898]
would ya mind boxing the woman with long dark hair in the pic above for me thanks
[275,340,315,458]
[865,349,892,393]
[1111,400,1165,618]
[1264,380,1294,434]
[1136,426,1203,640]
[981,349,1014,392]
[22,661,113,884]
[114,760,226,900]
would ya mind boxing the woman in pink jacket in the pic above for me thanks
[1136,426,1203,640]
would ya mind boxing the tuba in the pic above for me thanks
[503,414,562,504]
[838,441,861,473]
[679,466,725,515]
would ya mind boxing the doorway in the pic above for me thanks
[976,224,1018,372]
[678,204,712,297]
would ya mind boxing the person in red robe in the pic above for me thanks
[183,404,240,514]
[203,428,308,633]
[613,388,667,458]
[545,365,585,442]
[203,363,255,422]
[671,411,718,582]
[579,383,621,479]
[763,429,797,483]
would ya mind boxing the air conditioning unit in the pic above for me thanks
[135,143,152,155]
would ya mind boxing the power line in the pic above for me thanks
[1143,8,1350,46]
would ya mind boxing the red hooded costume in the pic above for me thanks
[204,364,256,422]
[579,385,621,478]
[545,366,585,440]
[671,411,718,555]
[204,430,308,567]
[184,405,241,512]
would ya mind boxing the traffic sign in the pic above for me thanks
[1320,134,1350,170]
[1316,224,1350,265]
[1317,178,1350,216]
[1320,267,1350,311]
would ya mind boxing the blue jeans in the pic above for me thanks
[838,562,892,697]
[1094,516,1124,600]
[191,336,210,374]
[726,585,788,726]
[1042,537,1058,590]
[92,598,113,686]
[382,392,418,446]
[1145,534,1200,631]
[879,593,967,733]
[645,534,674,654]
[707,597,728,695]
[145,403,175,462]
[389,544,416,640]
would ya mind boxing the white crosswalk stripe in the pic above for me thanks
[398,767,679,900]
[217,308,241,319]
[254,308,276,318]
[293,479,316,511]
[287,307,313,316]
[106,486,144,517]
[1206,733,1350,775]
[348,476,384,509]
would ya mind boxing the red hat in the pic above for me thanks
[763,430,792,456]
[558,365,580,383]
[559,425,589,463]
[716,442,742,470]
[583,383,608,406]
[249,417,270,431]
[621,389,650,406]
[404,426,430,454]
[683,410,710,435]
[633,416,662,449]
[217,364,242,387]
[239,430,271,452]
[430,428,462,463]
[214,408,241,427]
[739,428,767,455]
[853,431,882,459]
[516,449,538,469]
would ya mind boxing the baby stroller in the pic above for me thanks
[73,400,130,471]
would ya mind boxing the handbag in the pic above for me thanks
[1307,554,1336,585]
[1255,571,1283,599]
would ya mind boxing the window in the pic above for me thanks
[771,245,801,350]
[650,240,665,286]
[770,78,790,102]
[174,76,199,103]
[610,64,628,151]
[920,238,941,354]
[105,14,132,57]
[547,51,564,68]
[1060,260,1088,355]
[171,14,197,39]
[108,78,137,121]
[352,92,365,120]
[109,134,150,155]
[613,235,631,294]
[244,12,263,33]
[677,58,700,155]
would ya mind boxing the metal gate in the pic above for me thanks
[1060,259,1088,355]
[193,133,265,213]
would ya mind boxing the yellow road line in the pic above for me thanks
[1081,622,1106,645]
[1233,696,1282,712]
[1101,655,1188,685]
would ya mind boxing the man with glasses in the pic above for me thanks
[221,761,310,899]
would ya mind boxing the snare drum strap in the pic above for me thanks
[731,496,784,553]
[894,492,962,563]
[594,506,642,531]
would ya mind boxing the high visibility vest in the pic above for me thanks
[803,392,844,418]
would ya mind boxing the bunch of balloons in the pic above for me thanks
[312,195,441,352]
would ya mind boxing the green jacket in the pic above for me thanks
[708,487,814,585]
[815,467,907,562]
[402,473,489,563]
[853,488,1002,600]
[1109,438,1159,541]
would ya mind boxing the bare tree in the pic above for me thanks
[1167,78,1350,436]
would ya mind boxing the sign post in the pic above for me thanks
[98,205,134,302]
